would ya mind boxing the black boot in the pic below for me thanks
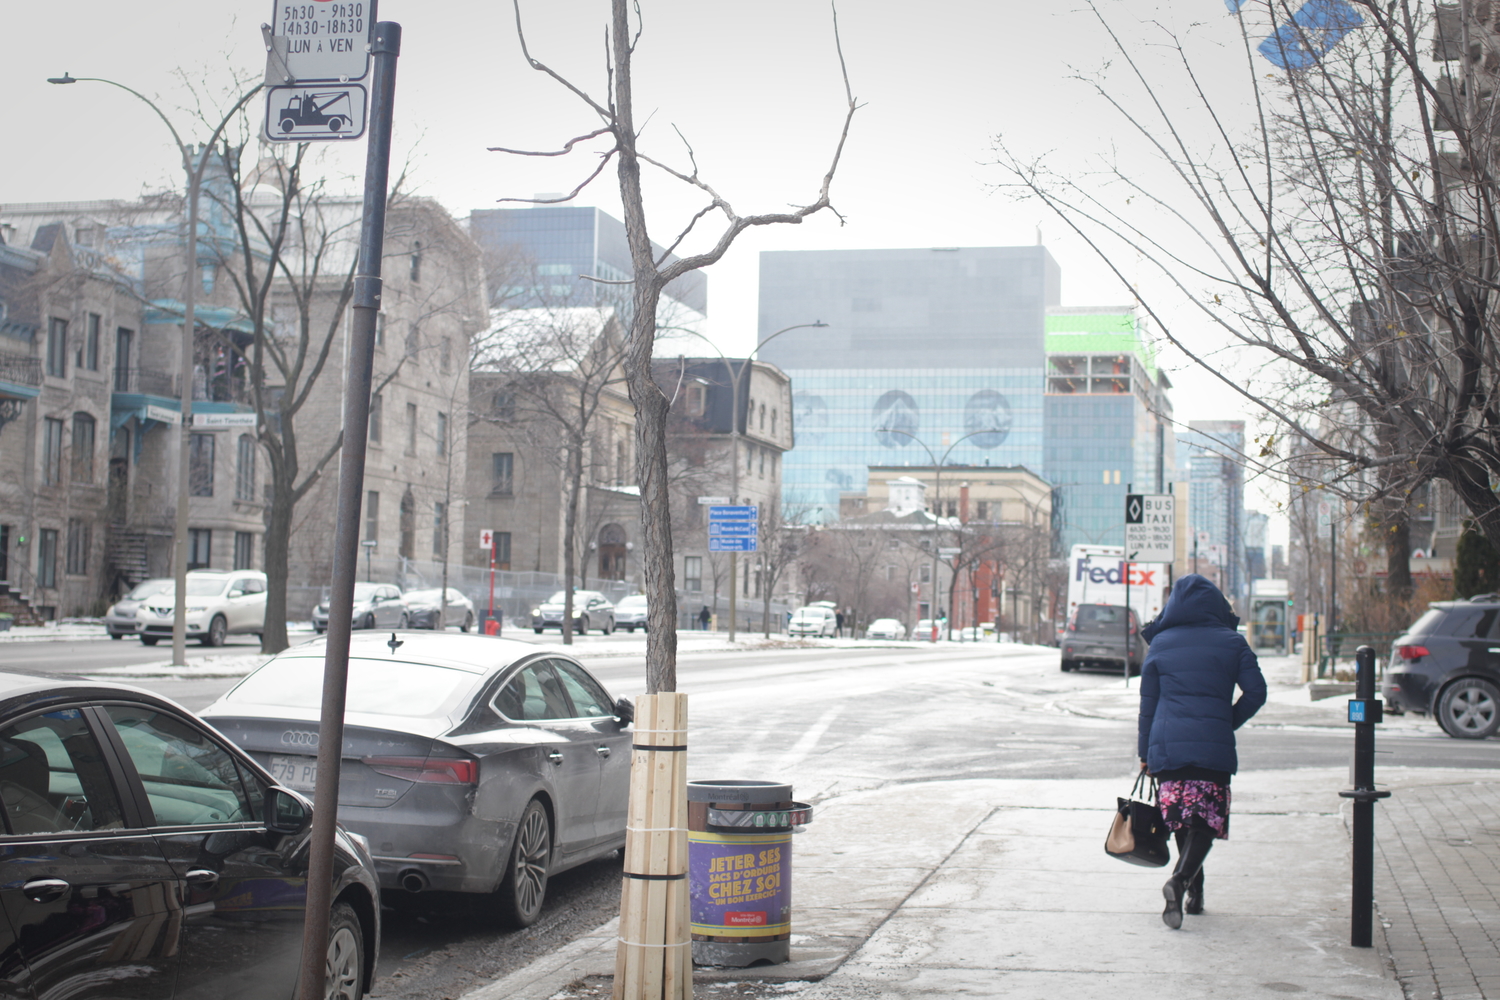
[1185,867,1205,915]
[1163,827,1213,928]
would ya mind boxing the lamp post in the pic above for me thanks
[47,73,260,666]
[675,321,826,641]
[883,428,994,642]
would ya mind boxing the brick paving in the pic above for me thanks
[1376,781,1500,999]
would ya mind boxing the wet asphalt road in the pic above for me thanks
[9,637,1498,999]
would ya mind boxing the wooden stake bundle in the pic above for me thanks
[614,693,691,1000]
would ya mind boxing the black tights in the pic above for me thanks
[1172,821,1214,888]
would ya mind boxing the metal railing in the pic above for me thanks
[1317,632,1403,678]
[0,353,41,387]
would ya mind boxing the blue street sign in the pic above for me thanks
[710,537,758,552]
[709,505,758,520]
[709,522,757,536]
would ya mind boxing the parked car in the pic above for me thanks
[614,594,649,632]
[0,672,380,999]
[405,588,476,632]
[788,606,837,637]
[864,618,906,640]
[1386,596,1500,738]
[912,618,945,641]
[530,591,615,634]
[138,569,268,647]
[202,631,632,927]
[104,577,173,639]
[314,582,409,633]
[1060,603,1146,673]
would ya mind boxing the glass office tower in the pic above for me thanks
[758,246,1058,521]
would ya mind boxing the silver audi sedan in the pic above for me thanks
[201,631,633,927]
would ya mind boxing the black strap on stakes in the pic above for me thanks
[633,743,687,752]
[624,872,686,881]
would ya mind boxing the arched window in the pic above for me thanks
[771,409,777,436]
[759,403,766,430]
[598,523,628,580]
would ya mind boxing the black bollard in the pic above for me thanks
[1338,644,1391,948]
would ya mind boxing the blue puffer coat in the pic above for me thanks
[1137,574,1266,774]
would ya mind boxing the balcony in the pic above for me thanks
[0,352,42,391]
[114,367,179,397]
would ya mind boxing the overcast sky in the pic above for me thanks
[4,0,1295,539]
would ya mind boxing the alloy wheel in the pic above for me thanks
[514,805,549,916]
[325,910,361,1000]
[1444,681,1499,737]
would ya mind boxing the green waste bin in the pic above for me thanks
[688,779,812,967]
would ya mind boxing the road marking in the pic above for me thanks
[773,706,842,773]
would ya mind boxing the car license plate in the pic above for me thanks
[1089,646,1111,655]
[269,754,318,791]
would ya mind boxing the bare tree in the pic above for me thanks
[499,0,857,691]
[757,500,804,638]
[996,0,1500,617]
[473,305,630,643]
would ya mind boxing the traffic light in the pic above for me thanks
[1287,597,1295,607]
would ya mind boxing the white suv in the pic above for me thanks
[139,570,268,647]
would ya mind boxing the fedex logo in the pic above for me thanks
[1074,559,1156,587]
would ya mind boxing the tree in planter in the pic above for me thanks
[995,0,1500,615]
[500,0,857,692]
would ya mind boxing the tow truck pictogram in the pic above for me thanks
[278,91,354,134]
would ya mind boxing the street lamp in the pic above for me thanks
[882,428,995,642]
[48,73,261,665]
[674,321,826,640]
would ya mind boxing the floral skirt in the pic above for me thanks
[1157,780,1231,840]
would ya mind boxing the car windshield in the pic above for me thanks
[352,582,380,601]
[185,578,230,597]
[223,657,478,718]
[127,580,173,601]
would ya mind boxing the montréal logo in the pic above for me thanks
[281,730,319,747]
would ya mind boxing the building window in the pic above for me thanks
[771,409,777,436]
[685,384,706,417]
[188,528,212,570]
[492,393,515,421]
[405,322,420,358]
[406,403,417,455]
[684,556,703,593]
[436,412,447,457]
[78,314,101,371]
[190,433,215,497]
[432,502,446,557]
[759,448,765,479]
[492,531,512,570]
[37,529,58,588]
[410,241,423,283]
[369,392,383,443]
[42,418,64,485]
[746,444,754,473]
[71,414,95,484]
[65,519,89,575]
[759,403,766,430]
[364,490,380,543]
[46,318,67,378]
[492,452,514,495]
[615,440,627,486]
[233,531,254,570]
[114,328,133,391]
[236,434,257,501]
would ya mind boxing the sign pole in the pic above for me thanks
[729,551,737,642]
[295,20,401,1000]
[489,545,497,631]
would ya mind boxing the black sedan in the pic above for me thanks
[201,631,633,927]
[0,673,380,1000]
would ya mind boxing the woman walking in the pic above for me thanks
[1138,574,1266,929]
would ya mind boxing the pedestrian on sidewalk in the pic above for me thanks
[698,605,711,631]
[835,610,845,637]
[1137,573,1266,930]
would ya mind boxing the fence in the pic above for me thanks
[1316,632,1403,678]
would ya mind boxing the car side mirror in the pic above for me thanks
[265,786,312,835]
[613,697,634,725]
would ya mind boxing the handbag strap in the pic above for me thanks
[1131,770,1158,801]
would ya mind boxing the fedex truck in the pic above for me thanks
[1065,544,1170,627]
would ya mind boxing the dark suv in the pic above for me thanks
[1061,604,1146,674]
[1386,596,1500,738]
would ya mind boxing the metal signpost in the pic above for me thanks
[1340,645,1391,946]
[261,4,399,997]
[479,529,498,634]
[1125,494,1176,685]
[709,505,757,641]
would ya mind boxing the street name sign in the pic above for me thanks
[144,404,180,426]
[266,1,374,83]
[264,84,368,142]
[1124,493,1176,562]
[708,504,757,553]
[193,412,258,429]
[697,496,730,505]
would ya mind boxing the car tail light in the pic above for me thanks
[1396,645,1429,662]
[362,755,478,784]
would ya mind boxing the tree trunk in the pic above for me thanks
[261,479,294,653]
[562,440,581,645]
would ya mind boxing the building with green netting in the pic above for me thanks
[1044,306,1176,553]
